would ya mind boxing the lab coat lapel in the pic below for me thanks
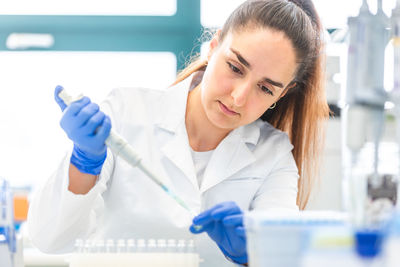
[200,123,259,194]
[160,121,198,189]
[156,78,198,190]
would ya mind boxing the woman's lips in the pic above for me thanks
[218,101,238,116]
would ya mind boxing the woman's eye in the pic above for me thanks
[227,62,242,74]
[258,84,274,96]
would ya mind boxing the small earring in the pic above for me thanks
[269,102,276,110]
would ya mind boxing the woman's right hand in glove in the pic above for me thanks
[54,85,112,175]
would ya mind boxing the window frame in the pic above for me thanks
[0,0,202,71]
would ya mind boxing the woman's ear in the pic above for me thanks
[207,29,221,61]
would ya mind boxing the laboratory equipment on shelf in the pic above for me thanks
[68,238,199,267]
[386,2,400,265]
[342,0,395,231]
[0,177,16,267]
[392,0,400,193]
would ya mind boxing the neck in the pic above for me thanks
[185,84,231,151]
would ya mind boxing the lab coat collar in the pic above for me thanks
[156,76,261,192]
[155,77,191,133]
[200,126,258,193]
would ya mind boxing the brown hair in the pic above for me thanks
[173,0,329,210]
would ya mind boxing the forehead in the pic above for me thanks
[221,27,298,86]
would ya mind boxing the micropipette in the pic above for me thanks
[57,88,198,218]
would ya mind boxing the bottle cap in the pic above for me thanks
[354,229,384,258]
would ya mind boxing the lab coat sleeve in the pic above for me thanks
[27,89,124,253]
[251,139,299,212]
[27,150,114,253]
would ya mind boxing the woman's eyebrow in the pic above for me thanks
[230,48,251,68]
[230,47,284,89]
[264,78,284,89]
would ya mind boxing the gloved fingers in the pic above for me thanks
[189,223,210,234]
[82,111,105,135]
[192,202,226,225]
[54,85,67,111]
[62,97,91,123]
[192,216,214,228]
[95,115,112,141]
[222,214,243,227]
[235,226,246,238]
[193,202,241,226]
[74,102,101,127]
[59,98,89,132]
[210,202,242,220]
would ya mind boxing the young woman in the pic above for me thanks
[28,0,329,265]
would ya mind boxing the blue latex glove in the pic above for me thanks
[190,201,247,264]
[54,85,112,175]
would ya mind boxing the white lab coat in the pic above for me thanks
[28,76,299,266]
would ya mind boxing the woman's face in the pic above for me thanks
[200,27,298,131]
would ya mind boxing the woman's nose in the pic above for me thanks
[231,82,252,107]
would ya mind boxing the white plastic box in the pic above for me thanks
[244,211,348,267]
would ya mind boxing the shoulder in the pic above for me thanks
[105,87,166,105]
[100,87,170,130]
[104,76,192,110]
[254,120,294,158]
[258,120,292,148]
[101,86,170,115]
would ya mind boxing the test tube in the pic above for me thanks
[106,239,115,253]
[117,239,126,253]
[95,240,105,253]
[167,239,177,253]
[177,240,186,253]
[157,239,167,252]
[137,239,146,252]
[127,239,136,253]
[147,239,157,252]
[187,240,195,253]
[83,240,92,253]
[74,239,84,253]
